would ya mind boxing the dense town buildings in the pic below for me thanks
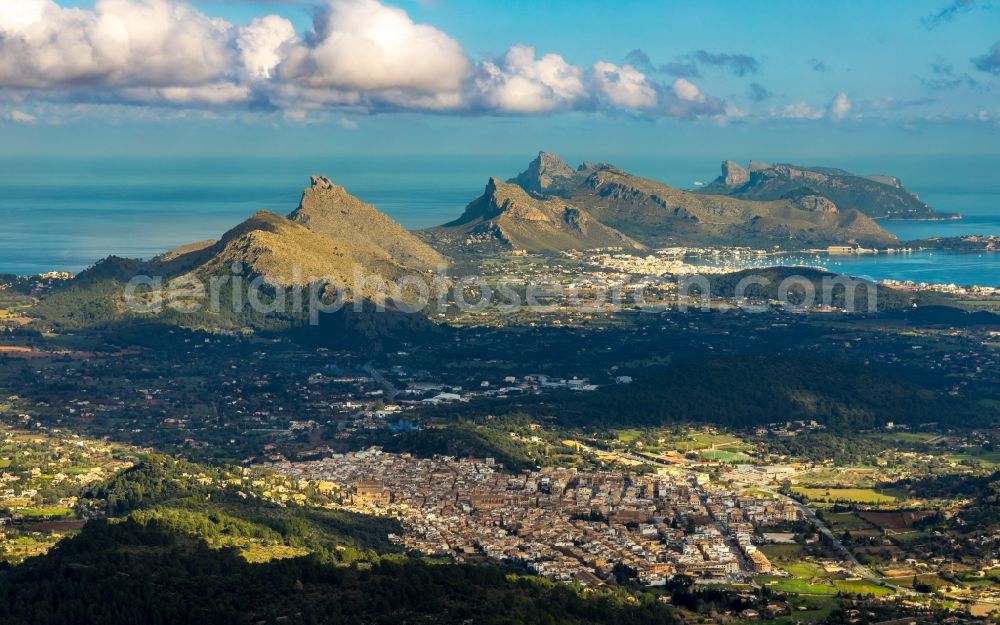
[270,449,800,586]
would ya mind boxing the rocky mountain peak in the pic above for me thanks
[289,176,447,271]
[310,175,335,191]
[721,160,749,187]
[535,151,573,175]
[508,151,577,195]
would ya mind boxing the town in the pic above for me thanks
[269,449,800,586]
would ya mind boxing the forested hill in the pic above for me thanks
[415,356,994,432]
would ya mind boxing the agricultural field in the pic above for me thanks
[791,487,897,505]
[831,579,893,596]
[700,449,752,463]
[608,426,755,461]
[756,539,893,599]
[760,543,805,561]
[869,431,942,444]
[757,576,839,596]
[820,511,877,532]
[793,467,889,489]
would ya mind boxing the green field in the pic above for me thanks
[784,562,828,579]
[791,487,896,504]
[832,579,893,596]
[946,449,1000,469]
[614,429,644,443]
[700,450,751,463]
[760,544,804,560]
[885,573,947,590]
[872,431,939,443]
[756,576,838,596]
[15,506,75,519]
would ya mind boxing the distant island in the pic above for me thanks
[698,159,960,221]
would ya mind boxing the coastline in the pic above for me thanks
[875,213,963,222]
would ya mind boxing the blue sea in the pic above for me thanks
[1,155,998,285]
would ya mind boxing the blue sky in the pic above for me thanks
[1,0,999,158]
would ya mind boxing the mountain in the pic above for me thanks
[289,175,446,272]
[155,209,408,297]
[31,177,444,339]
[501,152,896,248]
[507,150,587,195]
[75,178,430,297]
[698,160,952,220]
[422,177,645,254]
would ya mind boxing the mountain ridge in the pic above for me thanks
[699,159,953,220]
[495,152,896,249]
[425,175,645,254]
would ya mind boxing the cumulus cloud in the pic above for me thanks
[672,78,703,102]
[237,15,296,80]
[0,0,235,90]
[279,0,469,93]
[591,61,657,109]
[972,40,1000,75]
[829,92,851,121]
[664,78,724,118]
[472,45,587,114]
[0,0,731,119]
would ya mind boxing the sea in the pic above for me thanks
[1,155,998,286]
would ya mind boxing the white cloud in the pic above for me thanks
[672,78,704,102]
[829,92,851,121]
[279,0,469,93]
[660,78,724,119]
[772,101,824,120]
[0,0,235,90]
[0,0,727,119]
[237,15,296,80]
[473,45,587,114]
[592,61,657,109]
[6,110,37,123]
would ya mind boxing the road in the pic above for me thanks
[759,488,913,595]
[694,484,756,583]
[362,362,399,402]
[573,441,913,595]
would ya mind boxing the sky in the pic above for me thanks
[1,0,999,159]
